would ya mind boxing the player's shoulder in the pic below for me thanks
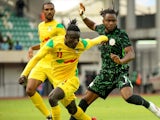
[48,35,65,48]
[38,21,45,27]
[51,20,64,28]
[50,35,65,45]
[78,38,90,48]
[115,28,128,37]
[52,35,65,41]
[38,20,64,29]
[79,38,89,42]
[95,24,105,29]
[38,20,58,26]
[116,28,127,34]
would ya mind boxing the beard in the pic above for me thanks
[46,14,53,21]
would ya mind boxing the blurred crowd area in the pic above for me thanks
[0,0,39,51]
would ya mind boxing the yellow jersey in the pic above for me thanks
[22,35,108,84]
[37,20,66,68]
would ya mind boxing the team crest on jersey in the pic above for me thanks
[48,26,52,31]
[109,38,116,46]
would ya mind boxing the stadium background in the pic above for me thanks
[0,0,160,97]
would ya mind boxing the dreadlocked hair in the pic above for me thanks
[100,8,119,17]
[67,19,80,32]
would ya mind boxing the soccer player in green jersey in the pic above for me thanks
[70,3,160,120]
[19,1,66,120]
[19,19,108,120]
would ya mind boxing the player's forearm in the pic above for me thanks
[88,35,108,48]
[121,51,135,64]
[82,17,96,30]
[79,3,96,30]
[29,44,40,50]
[94,35,108,44]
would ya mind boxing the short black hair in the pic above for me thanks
[42,0,54,10]
[100,8,119,17]
[67,19,80,32]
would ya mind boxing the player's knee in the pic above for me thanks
[48,94,58,107]
[66,100,77,115]
[48,88,65,107]
[26,86,35,97]
[126,95,134,103]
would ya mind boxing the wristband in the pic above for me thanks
[81,14,87,20]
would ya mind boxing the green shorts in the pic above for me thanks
[88,69,133,99]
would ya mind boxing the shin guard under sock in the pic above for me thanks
[126,94,150,108]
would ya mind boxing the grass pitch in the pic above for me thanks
[0,94,160,120]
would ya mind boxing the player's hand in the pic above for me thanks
[27,47,33,60]
[18,75,27,86]
[110,53,122,64]
[79,3,85,16]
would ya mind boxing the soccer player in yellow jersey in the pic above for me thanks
[19,19,108,120]
[19,1,66,120]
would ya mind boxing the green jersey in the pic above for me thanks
[95,24,131,72]
[88,24,133,99]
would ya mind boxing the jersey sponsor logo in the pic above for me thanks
[48,26,52,31]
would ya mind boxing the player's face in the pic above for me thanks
[103,13,117,33]
[43,3,55,22]
[65,31,80,49]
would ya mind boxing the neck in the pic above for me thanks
[45,19,54,23]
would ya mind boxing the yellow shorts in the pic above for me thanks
[28,64,54,84]
[57,76,80,107]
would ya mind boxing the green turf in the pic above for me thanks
[0,94,160,120]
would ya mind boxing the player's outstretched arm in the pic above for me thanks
[79,3,96,30]
[85,35,108,50]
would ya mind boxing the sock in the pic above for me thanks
[126,94,150,108]
[73,106,91,120]
[51,105,61,120]
[30,92,50,117]
[78,99,89,112]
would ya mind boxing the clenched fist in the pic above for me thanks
[110,53,122,64]
[18,75,27,86]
